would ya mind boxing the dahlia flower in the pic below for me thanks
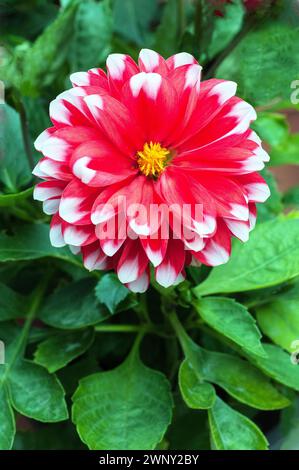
[33,49,270,292]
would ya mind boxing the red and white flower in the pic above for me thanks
[33,49,270,292]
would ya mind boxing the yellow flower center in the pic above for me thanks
[137,142,170,178]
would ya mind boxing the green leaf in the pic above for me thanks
[280,397,299,450]
[0,282,26,321]
[95,273,131,314]
[23,97,51,144]
[8,1,78,96]
[8,359,68,422]
[0,187,34,208]
[1,1,58,40]
[283,187,299,209]
[173,321,214,409]
[0,104,32,192]
[256,282,299,352]
[34,328,95,373]
[0,288,68,449]
[216,22,299,106]
[208,397,268,450]
[270,133,299,166]
[179,359,216,409]
[0,224,79,265]
[40,278,109,329]
[258,169,283,220]
[194,297,265,357]
[166,395,210,450]
[252,112,289,149]
[153,0,179,57]
[194,217,299,296]
[113,0,158,46]
[70,0,112,71]
[72,345,173,450]
[208,0,244,60]
[170,316,288,410]
[0,384,15,450]
[252,112,299,167]
[201,348,289,410]
[246,343,299,392]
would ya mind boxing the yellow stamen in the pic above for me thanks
[137,142,170,178]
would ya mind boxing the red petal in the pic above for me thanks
[122,72,179,142]
[106,54,139,98]
[117,239,148,284]
[192,220,231,266]
[59,179,98,225]
[70,140,136,187]
[138,49,169,75]
[155,238,185,288]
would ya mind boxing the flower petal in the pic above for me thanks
[59,179,98,225]
[156,167,217,236]
[117,239,148,284]
[236,173,271,202]
[81,241,108,271]
[192,220,231,266]
[138,49,168,75]
[70,68,109,90]
[140,235,168,267]
[84,93,145,154]
[70,139,136,186]
[61,221,97,246]
[126,267,150,293]
[49,214,66,247]
[166,52,198,70]
[122,72,179,142]
[106,53,139,97]
[33,180,67,202]
[155,239,185,288]
[32,158,71,181]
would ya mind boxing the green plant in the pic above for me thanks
[1,0,299,451]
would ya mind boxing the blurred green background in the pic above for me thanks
[1,0,299,451]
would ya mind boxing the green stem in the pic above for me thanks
[94,323,173,338]
[204,16,255,79]
[167,309,192,358]
[18,279,49,355]
[167,337,180,383]
[167,308,206,372]
[177,0,186,39]
[94,324,147,333]
[1,169,17,194]
[130,327,147,357]
[135,292,151,324]
[0,275,50,388]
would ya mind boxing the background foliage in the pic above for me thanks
[1,0,299,451]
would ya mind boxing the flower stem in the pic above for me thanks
[168,310,191,357]
[130,327,147,357]
[94,324,147,333]
[177,0,186,39]
[0,274,50,389]
[204,16,255,79]
[19,277,49,351]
